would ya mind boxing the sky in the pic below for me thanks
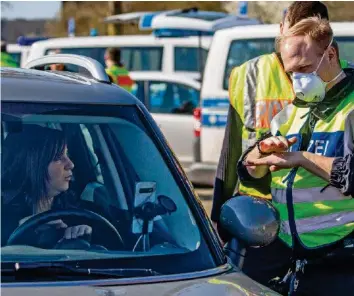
[1,1,61,20]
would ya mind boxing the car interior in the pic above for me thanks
[1,111,201,256]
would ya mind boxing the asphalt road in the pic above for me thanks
[195,187,214,216]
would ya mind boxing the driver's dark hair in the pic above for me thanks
[1,125,67,212]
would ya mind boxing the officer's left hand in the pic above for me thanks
[245,151,304,172]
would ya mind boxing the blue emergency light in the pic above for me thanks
[17,36,50,46]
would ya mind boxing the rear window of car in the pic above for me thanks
[174,47,208,72]
[45,47,163,71]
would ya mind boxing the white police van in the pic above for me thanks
[195,22,354,186]
[27,8,260,81]
[7,37,49,67]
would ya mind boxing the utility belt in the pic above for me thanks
[269,238,354,295]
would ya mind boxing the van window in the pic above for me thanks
[223,36,354,90]
[45,47,163,71]
[174,47,208,72]
[223,39,275,90]
[9,53,21,65]
[148,81,199,114]
[336,37,354,63]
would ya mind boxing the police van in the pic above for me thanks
[7,37,49,67]
[195,22,354,186]
[27,9,260,81]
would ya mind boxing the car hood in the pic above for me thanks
[2,270,280,296]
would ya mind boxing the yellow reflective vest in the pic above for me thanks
[229,53,294,198]
[270,88,354,249]
[229,53,352,199]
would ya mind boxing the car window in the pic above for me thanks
[8,52,21,65]
[223,39,275,90]
[131,80,145,103]
[148,81,200,114]
[336,37,354,63]
[1,103,214,277]
[174,47,208,72]
[44,47,163,71]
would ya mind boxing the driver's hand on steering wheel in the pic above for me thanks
[64,225,92,239]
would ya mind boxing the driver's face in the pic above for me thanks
[46,146,74,197]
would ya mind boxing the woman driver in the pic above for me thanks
[1,125,91,247]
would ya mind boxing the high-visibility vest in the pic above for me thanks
[1,52,19,68]
[105,65,134,92]
[229,53,294,198]
[270,89,354,249]
[230,54,353,199]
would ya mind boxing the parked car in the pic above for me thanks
[130,72,201,180]
[197,22,354,186]
[1,54,280,295]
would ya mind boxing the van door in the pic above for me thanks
[147,80,200,168]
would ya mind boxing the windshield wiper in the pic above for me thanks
[2,262,160,279]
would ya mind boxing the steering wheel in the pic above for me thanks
[7,209,124,249]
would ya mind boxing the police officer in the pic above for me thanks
[1,40,19,68]
[239,16,354,295]
[211,1,352,234]
[104,47,134,92]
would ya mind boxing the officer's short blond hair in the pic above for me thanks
[277,16,333,53]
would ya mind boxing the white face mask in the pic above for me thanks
[292,38,343,104]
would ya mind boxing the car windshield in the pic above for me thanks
[223,36,354,89]
[1,102,216,278]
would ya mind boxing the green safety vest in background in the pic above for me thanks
[1,52,19,68]
[105,64,134,93]
[270,90,354,249]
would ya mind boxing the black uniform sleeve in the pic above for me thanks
[330,154,354,197]
[211,104,243,222]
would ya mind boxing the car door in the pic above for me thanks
[147,80,200,169]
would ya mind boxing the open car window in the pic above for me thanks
[1,103,215,276]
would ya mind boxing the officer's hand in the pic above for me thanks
[64,225,92,239]
[245,151,304,171]
[259,136,297,154]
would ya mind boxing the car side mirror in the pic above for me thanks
[219,195,280,247]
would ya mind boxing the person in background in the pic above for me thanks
[1,40,19,68]
[47,49,66,71]
[104,47,134,92]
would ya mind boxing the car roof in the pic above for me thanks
[30,35,213,48]
[130,71,201,89]
[1,67,141,106]
[214,22,354,40]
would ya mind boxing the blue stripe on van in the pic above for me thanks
[201,98,229,108]
[201,114,228,127]
[139,13,161,30]
[201,98,229,127]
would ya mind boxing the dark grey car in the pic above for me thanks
[1,55,280,296]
